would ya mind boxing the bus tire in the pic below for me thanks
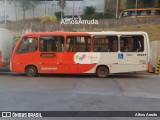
[25,66,38,77]
[96,66,109,78]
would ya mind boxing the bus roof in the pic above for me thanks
[24,32,91,36]
[88,31,148,35]
[24,31,148,37]
[122,8,160,11]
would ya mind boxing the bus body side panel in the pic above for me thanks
[11,51,40,72]
[85,34,148,74]
[11,32,149,75]
[0,29,13,67]
[60,52,78,73]
[73,52,98,73]
[60,52,97,73]
[11,35,39,73]
[38,52,59,73]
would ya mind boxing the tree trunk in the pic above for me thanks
[15,7,18,20]
[103,0,107,16]
[32,8,35,19]
[13,1,18,21]
[23,9,26,20]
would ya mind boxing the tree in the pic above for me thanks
[104,0,107,16]
[30,0,41,19]
[19,0,40,20]
[58,0,66,19]
[0,0,18,20]
[84,6,95,15]
[11,0,19,21]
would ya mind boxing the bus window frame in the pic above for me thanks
[93,35,119,52]
[66,35,92,52]
[16,36,38,54]
[119,35,145,52]
[39,35,65,53]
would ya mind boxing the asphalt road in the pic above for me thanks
[0,69,160,120]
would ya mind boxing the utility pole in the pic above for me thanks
[45,0,47,15]
[4,0,7,26]
[116,0,119,18]
[73,0,75,16]
[135,0,138,9]
[135,0,138,18]
[53,0,56,15]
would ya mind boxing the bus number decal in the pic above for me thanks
[74,53,100,64]
[40,53,56,58]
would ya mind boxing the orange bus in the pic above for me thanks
[119,8,160,18]
[10,31,150,78]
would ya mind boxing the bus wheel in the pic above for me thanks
[25,66,38,77]
[96,66,109,78]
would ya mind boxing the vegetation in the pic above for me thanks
[19,0,41,20]
[84,6,96,15]
[1,0,41,20]
[55,11,63,19]
[58,0,66,19]
[13,35,21,48]
[40,15,58,23]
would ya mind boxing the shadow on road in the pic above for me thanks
[0,70,152,79]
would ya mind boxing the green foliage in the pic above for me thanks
[20,0,33,10]
[58,0,66,10]
[40,15,58,23]
[13,35,21,48]
[19,0,41,19]
[55,11,62,19]
[84,6,96,15]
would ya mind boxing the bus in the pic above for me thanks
[0,29,13,67]
[10,31,150,78]
[119,8,160,18]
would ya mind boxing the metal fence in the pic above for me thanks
[3,17,160,34]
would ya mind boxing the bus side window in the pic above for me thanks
[120,35,144,52]
[40,36,64,52]
[17,37,38,53]
[66,36,91,52]
[93,36,118,52]
[133,36,144,52]
[156,10,160,15]
[66,37,76,52]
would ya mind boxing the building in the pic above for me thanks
[0,0,105,21]
[0,0,159,21]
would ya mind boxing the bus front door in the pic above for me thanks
[39,52,62,73]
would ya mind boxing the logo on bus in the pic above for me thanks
[74,53,100,64]
[118,54,124,59]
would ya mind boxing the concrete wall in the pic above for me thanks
[150,41,160,70]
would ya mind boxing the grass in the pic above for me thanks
[109,23,160,41]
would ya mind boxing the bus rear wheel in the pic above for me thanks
[96,66,109,78]
[25,66,38,77]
